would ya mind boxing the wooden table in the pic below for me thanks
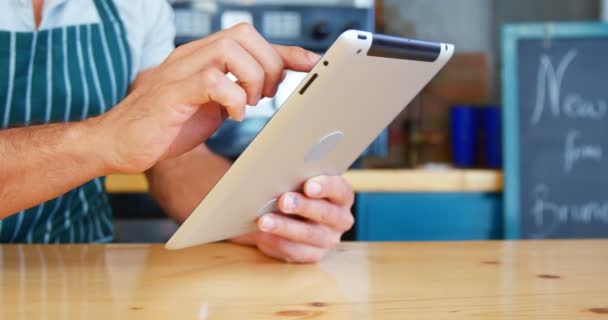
[1,240,606,319]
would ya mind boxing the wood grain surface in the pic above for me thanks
[0,240,606,319]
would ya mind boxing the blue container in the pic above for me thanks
[450,105,478,167]
[481,106,502,168]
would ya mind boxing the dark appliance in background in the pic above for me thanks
[111,0,381,242]
[172,0,373,50]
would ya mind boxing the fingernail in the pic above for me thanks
[229,109,242,122]
[237,108,246,121]
[306,180,322,196]
[308,51,321,63]
[282,193,297,213]
[259,216,275,232]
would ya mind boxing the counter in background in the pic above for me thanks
[345,170,503,241]
[106,169,502,193]
[106,170,504,242]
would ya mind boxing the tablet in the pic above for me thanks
[166,30,454,249]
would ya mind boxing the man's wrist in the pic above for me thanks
[78,116,117,177]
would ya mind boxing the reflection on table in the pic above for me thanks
[1,240,607,319]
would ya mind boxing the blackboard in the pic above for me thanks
[502,23,608,239]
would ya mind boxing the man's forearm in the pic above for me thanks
[145,145,231,223]
[0,120,110,218]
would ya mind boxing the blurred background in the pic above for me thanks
[108,0,608,242]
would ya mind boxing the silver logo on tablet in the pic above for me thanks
[305,131,344,163]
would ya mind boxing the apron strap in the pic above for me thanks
[92,0,132,95]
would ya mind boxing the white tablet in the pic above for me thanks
[166,30,454,249]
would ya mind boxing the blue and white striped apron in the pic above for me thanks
[0,0,132,243]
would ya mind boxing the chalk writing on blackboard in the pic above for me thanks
[526,48,608,237]
[531,49,606,174]
[530,50,577,125]
[531,184,608,237]
[531,50,607,125]
[503,23,608,239]
[564,130,603,173]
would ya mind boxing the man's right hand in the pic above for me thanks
[91,23,320,174]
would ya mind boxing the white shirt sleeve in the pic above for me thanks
[138,1,176,72]
[116,0,176,80]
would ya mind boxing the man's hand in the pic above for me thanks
[233,175,355,263]
[90,23,320,174]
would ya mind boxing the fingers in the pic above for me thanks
[230,232,257,247]
[257,213,341,249]
[255,232,327,263]
[273,44,321,72]
[248,175,354,264]
[218,38,266,106]
[164,68,247,121]
[303,176,355,207]
[169,38,265,106]
[164,23,320,100]
[226,23,285,97]
[278,192,354,232]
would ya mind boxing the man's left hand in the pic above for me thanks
[232,175,354,263]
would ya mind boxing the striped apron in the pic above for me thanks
[0,0,132,243]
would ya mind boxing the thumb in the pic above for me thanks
[273,45,321,73]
